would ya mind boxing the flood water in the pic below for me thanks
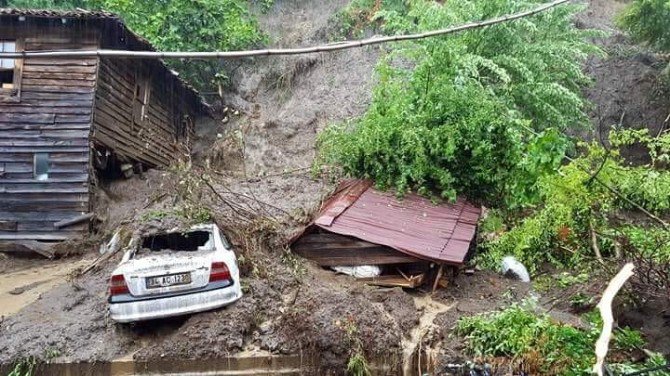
[0,259,89,317]
[0,355,307,376]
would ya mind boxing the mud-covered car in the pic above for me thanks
[108,224,242,323]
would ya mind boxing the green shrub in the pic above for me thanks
[480,130,670,273]
[318,0,600,207]
[7,358,36,376]
[609,351,670,376]
[618,0,670,52]
[457,301,647,375]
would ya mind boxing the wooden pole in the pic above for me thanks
[0,0,570,60]
[53,212,94,229]
[432,264,444,293]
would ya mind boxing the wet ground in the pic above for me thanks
[0,257,90,317]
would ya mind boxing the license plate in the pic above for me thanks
[146,273,191,289]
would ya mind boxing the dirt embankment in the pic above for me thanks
[578,0,670,146]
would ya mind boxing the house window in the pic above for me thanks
[132,77,151,131]
[0,40,21,98]
[34,153,49,181]
[175,114,192,141]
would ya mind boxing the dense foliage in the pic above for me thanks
[480,129,670,273]
[457,301,654,376]
[318,0,600,206]
[6,0,269,89]
[618,0,670,52]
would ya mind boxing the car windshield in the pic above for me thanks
[136,230,214,255]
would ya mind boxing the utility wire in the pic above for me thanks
[0,0,570,59]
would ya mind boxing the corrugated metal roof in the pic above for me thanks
[0,8,208,113]
[307,180,481,265]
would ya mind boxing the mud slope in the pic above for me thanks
[196,0,380,179]
[579,0,670,141]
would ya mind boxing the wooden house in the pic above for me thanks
[0,9,208,242]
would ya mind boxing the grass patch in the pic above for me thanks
[7,358,36,376]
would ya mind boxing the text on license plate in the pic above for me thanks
[146,273,191,288]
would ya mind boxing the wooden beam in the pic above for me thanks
[0,234,69,241]
[360,274,425,288]
[0,240,55,258]
[432,264,444,294]
[53,212,94,229]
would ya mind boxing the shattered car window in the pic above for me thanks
[140,231,213,252]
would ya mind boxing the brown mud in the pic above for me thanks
[1,0,670,373]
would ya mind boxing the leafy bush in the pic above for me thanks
[331,0,407,39]
[618,0,670,52]
[318,0,600,206]
[7,0,268,90]
[480,130,670,273]
[457,301,647,375]
[609,351,670,376]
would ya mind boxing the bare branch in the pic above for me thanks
[593,263,635,376]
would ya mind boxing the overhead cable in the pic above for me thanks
[0,0,570,59]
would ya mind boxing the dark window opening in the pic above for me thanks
[0,40,17,92]
[34,153,49,181]
[175,114,192,141]
[0,70,13,87]
[141,231,211,251]
[132,75,151,130]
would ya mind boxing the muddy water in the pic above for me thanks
[0,355,306,376]
[402,295,455,376]
[0,259,89,317]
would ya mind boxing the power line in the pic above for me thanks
[0,0,570,59]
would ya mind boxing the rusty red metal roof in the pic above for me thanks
[303,180,481,265]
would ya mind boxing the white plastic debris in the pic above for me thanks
[501,256,530,282]
[99,230,121,255]
[331,265,382,278]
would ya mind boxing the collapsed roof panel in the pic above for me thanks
[292,180,482,266]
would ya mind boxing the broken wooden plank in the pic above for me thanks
[0,240,55,258]
[0,234,69,241]
[53,212,94,229]
[360,273,425,288]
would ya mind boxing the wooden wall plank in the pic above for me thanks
[292,233,421,266]
[0,27,97,241]
[91,57,197,168]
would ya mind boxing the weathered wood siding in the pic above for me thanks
[92,58,195,168]
[0,26,98,240]
[292,232,420,266]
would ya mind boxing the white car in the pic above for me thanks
[108,223,242,323]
